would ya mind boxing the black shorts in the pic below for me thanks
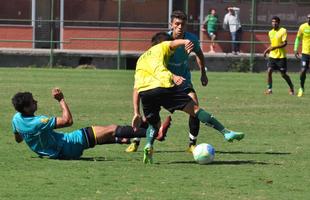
[301,54,310,69]
[267,58,287,72]
[139,86,193,125]
[81,127,96,148]
[183,86,196,94]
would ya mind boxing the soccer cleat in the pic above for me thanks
[156,116,172,141]
[224,131,245,142]
[289,89,295,96]
[264,89,272,95]
[143,146,153,164]
[125,142,139,152]
[187,145,196,153]
[297,88,304,97]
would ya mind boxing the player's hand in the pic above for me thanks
[132,114,142,131]
[201,73,208,86]
[52,87,64,102]
[184,40,194,54]
[173,74,186,85]
[294,51,300,59]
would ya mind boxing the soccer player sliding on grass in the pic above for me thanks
[11,88,171,159]
[133,32,245,164]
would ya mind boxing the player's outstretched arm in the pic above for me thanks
[170,39,194,53]
[52,88,73,128]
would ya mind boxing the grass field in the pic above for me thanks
[0,68,309,200]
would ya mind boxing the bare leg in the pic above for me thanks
[92,125,118,144]
[280,71,294,94]
[210,35,216,53]
[265,67,273,94]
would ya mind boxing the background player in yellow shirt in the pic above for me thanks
[294,14,310,97]
[133,32,244,164]
[263,16,294,95]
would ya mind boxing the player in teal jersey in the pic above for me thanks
[11,88,170,159]
[167,10,208,153]
[125,10,208,153]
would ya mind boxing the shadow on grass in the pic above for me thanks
[155,150,187,153]
[31,156,113,162]
[216,150,291,155]
[168,160,278,165]
[155,150,291,155]
[78,157,113,161]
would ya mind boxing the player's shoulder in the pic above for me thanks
[279,27,287,32]
[154,41,171,52]
[300,22,309,29]
[12,112,22,123]
[38,115,53,124]
[184,32,199,41]
[12,112,21,118]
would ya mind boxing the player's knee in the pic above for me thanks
[108,125,118,134]
[267,68,272,73]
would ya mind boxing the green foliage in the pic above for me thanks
[227,58,251,72]
[0,69,309,200]
[76,64,97,69]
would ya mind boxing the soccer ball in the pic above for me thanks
[192,143,215,164]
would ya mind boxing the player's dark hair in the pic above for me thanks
[171,10,187,22]
[209,8,216,13]
[12,92,33,113]
[151,32,172,46]
[272,16,280,23]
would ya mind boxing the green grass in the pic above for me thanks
[0,68,309,200]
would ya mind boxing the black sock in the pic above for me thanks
[300,73,306,89]
[189,116,199,146]
[115,126,147,138]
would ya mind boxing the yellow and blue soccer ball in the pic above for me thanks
[193,143,215,164]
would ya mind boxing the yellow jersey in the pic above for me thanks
[268,27,287,59]
[296,23,310,55]
[134,41,174,93]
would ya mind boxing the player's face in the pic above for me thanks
[24,98,37,114]
[171,18,186,39]
[271,19,279,29]
[211,9,216,15]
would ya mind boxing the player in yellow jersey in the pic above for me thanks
[133,32,244,164]
[263,16,294,95]
[294,14,310,97]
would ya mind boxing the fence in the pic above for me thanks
[0,0,309,70]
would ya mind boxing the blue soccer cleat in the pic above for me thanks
[224,131,245,142]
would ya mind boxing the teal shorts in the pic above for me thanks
[58,127,96,159]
